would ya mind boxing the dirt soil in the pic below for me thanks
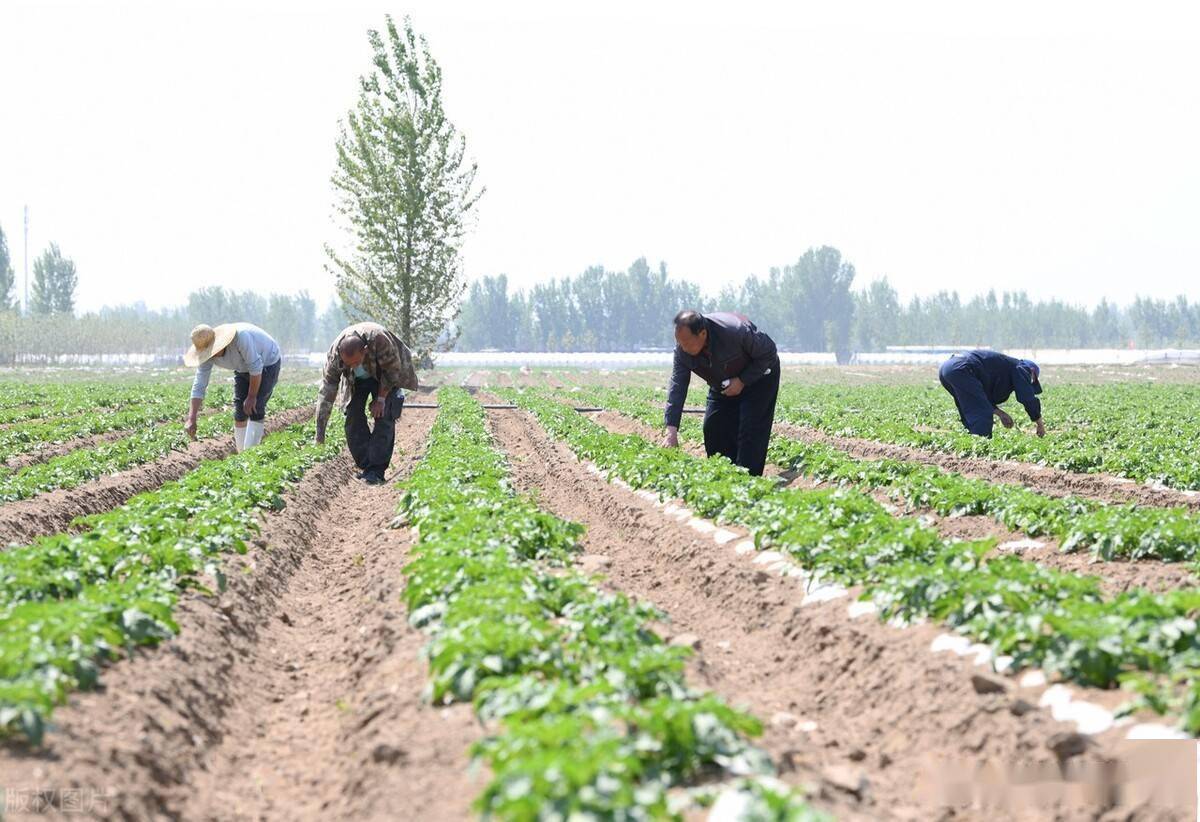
[588,410,708,458]
[920,511,1200,595]
[0,407,481,821]
[0,407,314,548]
[589,409,1200,595]
[762,467,1200,596]
[461,371,491,390]
[775,422,1200,511]
[487,406,1188,821]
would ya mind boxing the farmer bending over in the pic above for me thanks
[184,322,282,451]
[662,310,780,476]
[938,349,1045,438]
[314,322,418,484]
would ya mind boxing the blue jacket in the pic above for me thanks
[953,350,1042,422]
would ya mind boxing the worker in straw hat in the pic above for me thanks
[184,322,283,452]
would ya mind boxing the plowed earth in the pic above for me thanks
[0,407,482,821]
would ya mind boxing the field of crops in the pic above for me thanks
[2,365,1200,820]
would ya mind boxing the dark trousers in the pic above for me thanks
[345,378,404,475]
[702,362,780,476]
[939,358,994,437]
[233,359,281,422]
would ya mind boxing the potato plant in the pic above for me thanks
[0,420,342,743]
[399,388,823,820]
[504,389,1200,734]
[569,385,1200,566]
[0,384,312,503]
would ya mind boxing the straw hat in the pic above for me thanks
[184,323,237,367]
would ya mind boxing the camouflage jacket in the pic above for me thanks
[315,322,419,430]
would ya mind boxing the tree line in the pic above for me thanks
[6,230,1200,362]
[0,286,349,363]
[456,246,1200,355]
[457,259,701,352]
[1,222,352,362]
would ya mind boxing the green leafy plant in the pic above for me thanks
[399,388,821,819]
[568,384,1200,566]
[0,384,312,502]
[0,420,342,743]
[502,388,1200,736]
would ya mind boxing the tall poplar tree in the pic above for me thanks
[327,15,483,357]
[30,243,77,315]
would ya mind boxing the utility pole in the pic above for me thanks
[23,205,29,315]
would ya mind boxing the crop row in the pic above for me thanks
[0,419,342,744]
[566,385,1200,566]
[0,384,80,411]
[398,388,822,820]
[0,384,310,505]
[0,383,170,426]
[774,382,1200,491]
[502,388,1200,734]
[0,384,230,463]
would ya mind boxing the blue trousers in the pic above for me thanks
[939,358,994,437]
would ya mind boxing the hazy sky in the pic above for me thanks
[2,0,1198,313]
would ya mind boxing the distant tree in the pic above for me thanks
[30,243,77,315]
[327,15,483,359]
[777,246,856,357]
[267,293,300,350]
[1092,299,1125,347]
[725,271,781,342]
[979,290,1001,345]
[293,291,318,350]
[572,266,609,347]
[0,224,15,312]
[459,274,517,350]
[187,286,233,325]
[317,299,349,344]
[853,278,900,351]
[241,291,270,328]
[529,279,574,352]
[511,292,537,351]
[624,258,700,349]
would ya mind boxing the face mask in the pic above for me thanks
[353,364,368,379]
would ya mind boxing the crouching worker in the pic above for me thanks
[938,349,1045,438]
[184,322,282,451]
[662,310,780,476]
[314,322,418,484]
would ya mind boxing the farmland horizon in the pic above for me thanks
[2,0,1198,315]
[7,3,1200,817]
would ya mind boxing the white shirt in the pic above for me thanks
[190,323,282,399]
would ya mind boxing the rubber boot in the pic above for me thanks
[244,420,265,449]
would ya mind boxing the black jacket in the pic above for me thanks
[664,312,778,427]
